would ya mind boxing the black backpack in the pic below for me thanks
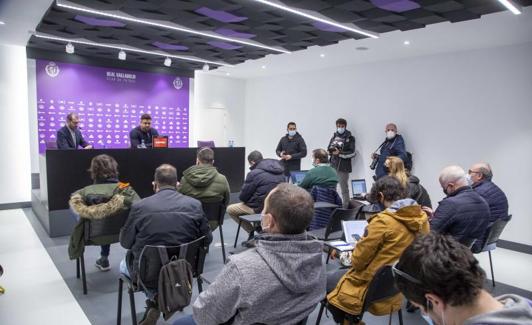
[156,246,193,320]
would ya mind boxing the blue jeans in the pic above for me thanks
[172,315,196,325]
[120,259,157,300]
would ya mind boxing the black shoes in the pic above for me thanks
[95,256,111,272]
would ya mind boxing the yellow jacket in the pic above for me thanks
[327,199,429,316]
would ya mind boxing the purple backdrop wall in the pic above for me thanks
[36,60,190,152]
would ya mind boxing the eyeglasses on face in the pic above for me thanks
[392,264,423,285]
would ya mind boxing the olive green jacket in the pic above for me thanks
[68,181,140,259]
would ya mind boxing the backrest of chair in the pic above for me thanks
[324,208,356,239]
[310,186,343,230]
[201,200,227,225]
[84,208,130,242]
[361,265,400,313]
[485,214,512,246]
[137,236,208,290]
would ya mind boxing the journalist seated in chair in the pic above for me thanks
[326,176,429,324]
[299,149,341,230]
[226,150,285,239]
[68,154,139,271]
[173,183,326,325]
[178,147,231,230]
[299,148,338,190]
[430,165,490,247]
[119,164,212,325]
[384,156,432,208]
[468,162,509,252]
[393,232,532,325]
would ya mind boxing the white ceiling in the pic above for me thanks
[210,6,532,80]
[0,0,54,47]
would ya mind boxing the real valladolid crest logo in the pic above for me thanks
[45,62,60,78]
[173,77,183,90]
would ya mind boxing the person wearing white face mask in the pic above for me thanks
[393,232,532,325]
[431,165,490,247]
[371,123,408,180]
[172,183,326,325]
[328,118,356,208]
[276,122,307,179]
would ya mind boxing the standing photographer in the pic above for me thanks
[328,118,355,207]
[371,123,408,180]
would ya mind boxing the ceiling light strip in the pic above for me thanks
[252,0,379,39]
[55,0,290,54]
[33,32,234,67]
[497,0,522,15]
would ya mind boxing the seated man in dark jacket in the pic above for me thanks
[431,165,490,246]
[469,162,509,251]
[56,113,93,150]
[119,164,212,325]
[226,150,285,234]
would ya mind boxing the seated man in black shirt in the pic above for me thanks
[130,113,159,148]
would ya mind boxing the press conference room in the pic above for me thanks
[1,0,531,324]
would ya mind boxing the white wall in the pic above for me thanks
[192,72,246,147]
[244,42,532,246]
[0,44,32,203]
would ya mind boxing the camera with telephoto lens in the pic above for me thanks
[370,154,380,170]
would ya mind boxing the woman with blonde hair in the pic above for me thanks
[384,156,408,189]
[385,156,432,208]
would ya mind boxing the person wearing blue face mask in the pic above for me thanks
[276,122,307,180]
[328,118,356,208]
[393,232,532,325]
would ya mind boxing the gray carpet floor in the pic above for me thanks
[23,208,532,325]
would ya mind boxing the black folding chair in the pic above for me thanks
[233,214,262,248]
[201,200,228,263]
[475,215,512,287]
[116,236,208,325]
[315,265,404,325]
[75,209,129,295]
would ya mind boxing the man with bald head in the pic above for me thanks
[372,123,408,179]
[469,162,509,251]
[431,165,490,246]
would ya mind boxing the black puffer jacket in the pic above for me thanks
[120,187,212,281]
[239,159,285,212]
[473,180,509,223]
[431,186,490,246]
[471,180,510,252]
[408,175,432,208]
